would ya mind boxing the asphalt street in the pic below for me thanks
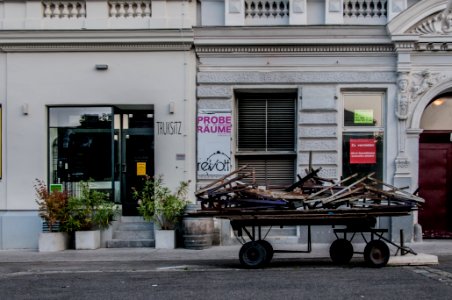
[0,248,451,300]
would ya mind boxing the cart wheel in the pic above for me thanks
[329,239,354,264]
[239,241,268,268]
[364,240,390,268]
[257,240,274,265]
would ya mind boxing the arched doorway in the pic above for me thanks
[418,95,452,238]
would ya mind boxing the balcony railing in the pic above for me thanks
[43,1,86,19]
[1,0,401,29]
[245,0,290,25]
[226,0,397,26]
[343,0,387,25]
[108,1,152,18]
[0,0,192,30]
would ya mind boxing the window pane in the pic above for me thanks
[237,155,295,187]
[49,107,113,200]
[342,132,384,181]
[420,96,452,130]
[238,99,266,151]
[49,107,112,127]
[344,93,383,127]
[238,96,295,151]
[267,98,295,151]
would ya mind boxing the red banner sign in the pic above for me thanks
[350,139,376,164]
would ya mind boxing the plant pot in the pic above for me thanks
[38,232,70,252]
[100,227,113,248]
[155,229,176,249]
[75,230,101,250]
[182,217,214,250]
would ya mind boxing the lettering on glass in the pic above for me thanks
[350,139,376,164]
[156,121,182,135]
[197,111,232,177]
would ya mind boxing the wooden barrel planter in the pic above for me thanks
[182,216,214,250]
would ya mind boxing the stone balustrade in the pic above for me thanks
[108,1,152,18]
[0,0,194,29]
[43,1,86,19]
[245,0,290,25]
[343,0,388,25]
[0,0,407,29]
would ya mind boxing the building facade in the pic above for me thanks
[0,0,451,249]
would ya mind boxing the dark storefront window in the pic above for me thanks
[49,107,114,199]
[342,92,385,181]
[236,94,296,187]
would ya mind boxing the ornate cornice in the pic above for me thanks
[414,42,452,51]
[0,29,194,52]
[1,42,192,52]
[195,44,395,54]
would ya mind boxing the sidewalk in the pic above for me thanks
[0,240,449,264]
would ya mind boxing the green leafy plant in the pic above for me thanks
[61,181,119,232]
[134,175,189,230]
[34,179,69,232]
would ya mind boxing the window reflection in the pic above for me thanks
[49,107,113,199]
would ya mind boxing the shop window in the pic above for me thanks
[49,107,114,198]
[342,92,385,181]
[236,94,296,187]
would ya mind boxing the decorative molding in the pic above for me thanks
[0,29,194,52]
[395,70,448,120]
[229,0,242,13]
[393,41,415,51]
[408,8,452,35]
[0,42,192,52]
[395,72,409,120]
[196,44,395,54]
[292,0,305,14]
[197,71,397,84]
[394,156,410,176]
[414,42,452,51]
[409,70,446,103]
[329,0,341,13]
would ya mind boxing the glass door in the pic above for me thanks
[114,109,154,216]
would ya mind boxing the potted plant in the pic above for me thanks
[134,175,189,249]
[61,181,119,249]
[34,179,70,252]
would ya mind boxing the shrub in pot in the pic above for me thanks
[134,175,189,248]
[61,181,119,249]
[34,179,70,252]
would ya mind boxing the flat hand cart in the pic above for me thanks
[191,207,416,268]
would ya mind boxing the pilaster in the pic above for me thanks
[224,0,245,26]
[325,0,343,25]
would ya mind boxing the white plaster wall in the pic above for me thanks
[200,0,224,26]
[0,0,197,30]
[4,50,196,210]
[0,52,5,210]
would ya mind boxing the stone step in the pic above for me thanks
[104,217,156,248]
[116,222,154,231]
[120,216,146,223]
[107,239,155,248]
[113,230,154,240]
